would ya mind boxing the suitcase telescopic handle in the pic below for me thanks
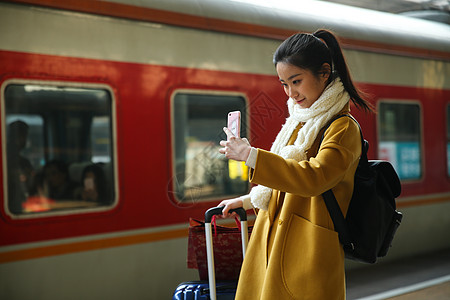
[204,206,248,300]
[205,207,247,223]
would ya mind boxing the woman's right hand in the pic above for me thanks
[217,197,244,218]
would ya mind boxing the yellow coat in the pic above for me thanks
[236,108,361,300]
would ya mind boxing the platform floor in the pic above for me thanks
[346,248,450,299]
[386,281,450,300]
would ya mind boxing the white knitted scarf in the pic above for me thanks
[249,78,350,210]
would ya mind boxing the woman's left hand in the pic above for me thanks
[219,127,252,162]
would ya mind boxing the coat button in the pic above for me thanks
[278,219,283,225]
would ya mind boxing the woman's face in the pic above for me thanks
[276,62,329,109]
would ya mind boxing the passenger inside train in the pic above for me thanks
[43,160,78,201]
[6,120,35,213]
[76,163,110,203]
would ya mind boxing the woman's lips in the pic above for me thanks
[295,98,305,104]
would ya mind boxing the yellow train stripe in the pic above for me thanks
[0,227,187,264]
[397,194,450,208]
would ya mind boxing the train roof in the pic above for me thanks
[105,0,450,57]
[2,0,449,60]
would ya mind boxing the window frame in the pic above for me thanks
[169,89,250,205]
[1,79,119,219]
[447,103,450,178]
[377,99,424,182]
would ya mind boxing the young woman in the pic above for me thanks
[218,29,373,299]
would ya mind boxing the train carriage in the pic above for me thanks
[0,0,449,299]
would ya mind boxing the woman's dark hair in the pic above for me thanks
[273,29,373,112]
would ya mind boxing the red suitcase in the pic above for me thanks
[172,207,248,300]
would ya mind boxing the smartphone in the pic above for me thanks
[227,111,241,140]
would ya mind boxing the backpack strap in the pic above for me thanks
[319,114,365,250]
[319,114,364,154]
[320,114,368,170]
[322,190,353,250]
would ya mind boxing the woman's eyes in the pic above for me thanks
[281,79,302,87]
[281,80,301,86]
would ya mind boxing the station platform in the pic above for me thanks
[346,248,450,299]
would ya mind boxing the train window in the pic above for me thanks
[3,83,116,216]
[447,104,450,177]
[378,102,422,180]
[171,92,248,203]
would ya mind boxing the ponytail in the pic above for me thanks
[274,29,374,113]
[312,29,373,112]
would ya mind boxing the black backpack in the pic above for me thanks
[320,114,402,264]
